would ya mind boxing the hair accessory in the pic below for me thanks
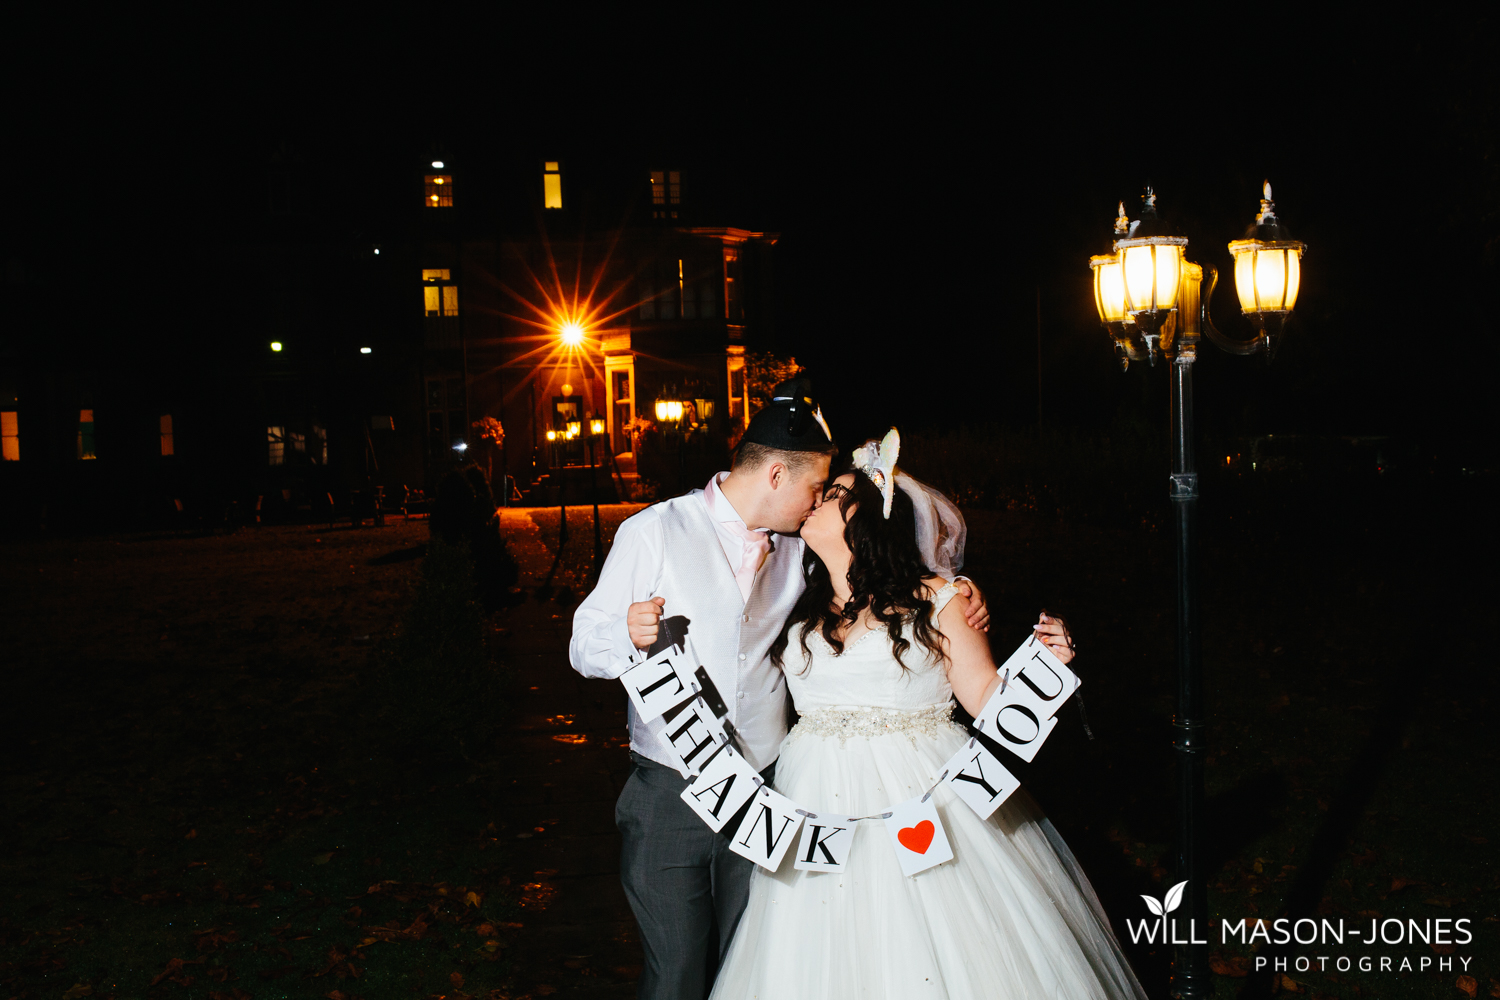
[852,428,900,519]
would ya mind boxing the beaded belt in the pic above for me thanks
[788,703,962,748]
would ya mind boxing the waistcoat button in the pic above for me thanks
[742,614,751,623]
[738,653,746,661]
[737,691,745,699]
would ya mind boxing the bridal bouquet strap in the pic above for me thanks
[618,634,1082,877]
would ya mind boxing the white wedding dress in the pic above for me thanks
[710,584,1149,999]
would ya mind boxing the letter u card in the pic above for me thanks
[883,795,954,877]
[793,814,854,873]
[939,737,1021,820]
[976,633,1079,762]
[729,785,804,872]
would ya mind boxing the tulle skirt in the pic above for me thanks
[709,721,1149,1000]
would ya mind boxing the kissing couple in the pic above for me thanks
[571,379,1147,999]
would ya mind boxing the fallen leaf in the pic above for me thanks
[61,985,93,999]
[475,923,495,936]
[1210,954,1251,977]
[312,852,334,865]
[535,987,558,996]
[1390,877,1424,892]
[450,971,465,989]
[1273,971,1304,993]
[185,829,198,839]
[207,990,252,1000]
[1433,941,1458,954]
[1455,974,1477,998]
[465,890,481,907]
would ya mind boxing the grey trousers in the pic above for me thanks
[616,751,775,1000]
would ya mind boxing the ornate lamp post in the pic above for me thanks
[1087,183,1308,999]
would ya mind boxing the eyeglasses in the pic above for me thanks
[821,483,851,503]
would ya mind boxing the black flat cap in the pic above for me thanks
[741,378,834,452]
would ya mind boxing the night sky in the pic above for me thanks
[7,13,1496,454]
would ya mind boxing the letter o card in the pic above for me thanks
[980,702,1060,763]
[884,795,953,877]
[793,814,853,873]
[940,738,1020,820]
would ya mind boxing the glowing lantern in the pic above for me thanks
[1227,181,1307,359]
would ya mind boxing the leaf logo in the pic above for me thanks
[1141,880,1188,917]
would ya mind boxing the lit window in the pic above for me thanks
[160,414,174,457]
[424,174,453,207]
[724,247,742,322]
[422,269,459,317]
[290,430,306,454]
[543,161,562,210]
[268,426,285,466]
[650,170,681,219]
[1,411,17,461]
[311,424,327,465]
[77,409,96,460]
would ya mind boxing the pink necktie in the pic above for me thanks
[733,525,772,602]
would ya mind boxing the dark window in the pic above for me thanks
[650,170,681,219]
[724,248,743,322]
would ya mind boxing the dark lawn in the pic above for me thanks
[3,470,1496,1000]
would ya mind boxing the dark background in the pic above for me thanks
[6,12,1496,459]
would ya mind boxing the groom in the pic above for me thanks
[569,379,988,999]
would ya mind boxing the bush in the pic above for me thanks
[378,536,507,758]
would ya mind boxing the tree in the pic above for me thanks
[743,350,802,416]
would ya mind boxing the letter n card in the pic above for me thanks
[883,795,953,877]
[939,737,1020,820]
[729,785,804,872]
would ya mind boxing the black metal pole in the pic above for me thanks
[1169,355,1208,999]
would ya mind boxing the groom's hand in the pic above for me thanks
[628,596,667,649]
[955,579,990,632]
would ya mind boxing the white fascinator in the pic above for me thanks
[851,428,968,579]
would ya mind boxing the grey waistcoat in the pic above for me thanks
[628,490,805,773]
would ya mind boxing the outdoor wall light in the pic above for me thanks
[431,160,444,169]
[590,417,605,435]
[566,420,582,439]
[546,429,557,441]
[359,347,372,354]
[452,441,467,452]
[1081,180,1309,1000]
[270,341,283,352]
[559,321,585,347]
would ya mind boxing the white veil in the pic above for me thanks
[896,472,967,579]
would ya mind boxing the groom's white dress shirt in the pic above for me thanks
[569,472,807,771]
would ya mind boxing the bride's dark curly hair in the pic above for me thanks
[771,467,946,672]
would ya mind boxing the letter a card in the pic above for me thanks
[793,814,854,873]
[730,785,804,872]
[620,645,694,724]
[883,795,953,877]
[679,744,759,833]
[939,737,1020,820]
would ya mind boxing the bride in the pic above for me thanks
[709,432,1148,999]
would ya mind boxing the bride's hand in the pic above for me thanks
[1034,611,1074,664]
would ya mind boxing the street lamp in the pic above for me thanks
[1087,182,1308,1000]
